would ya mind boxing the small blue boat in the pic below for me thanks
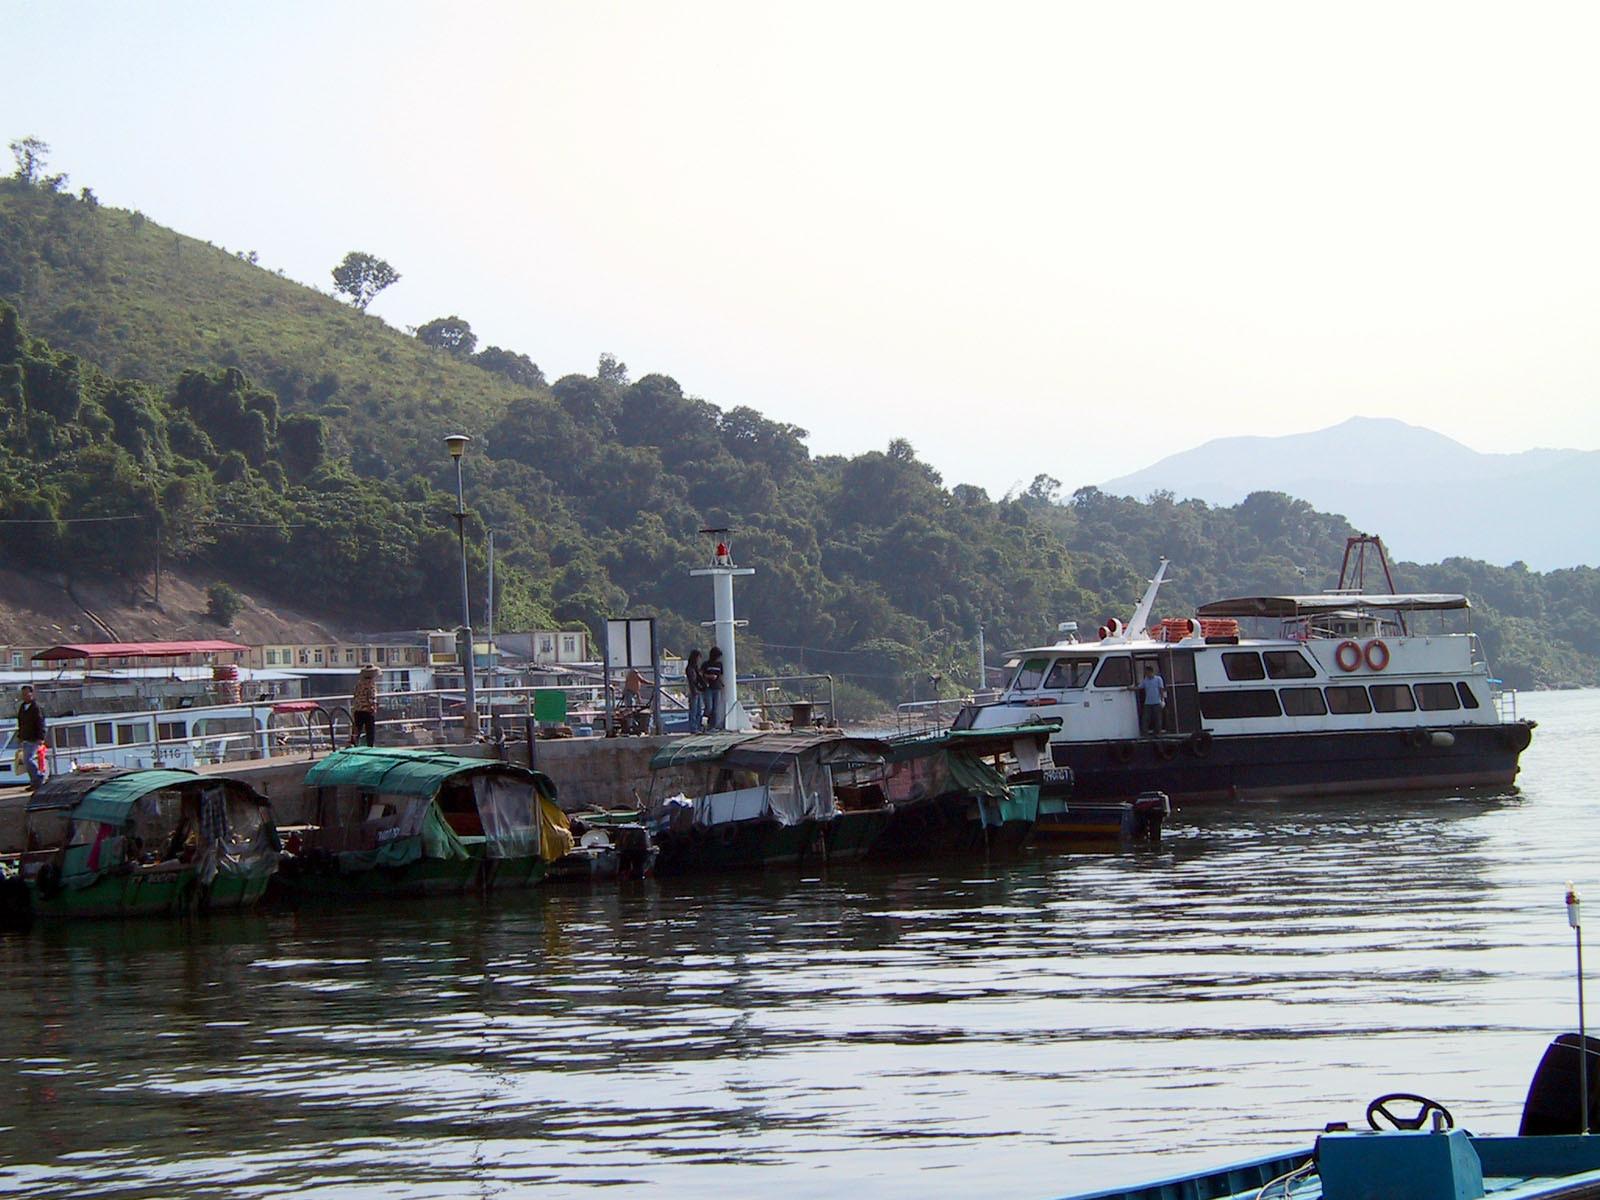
[1059,1035,1600,1200]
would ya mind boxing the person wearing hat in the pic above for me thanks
[350,665,381,747]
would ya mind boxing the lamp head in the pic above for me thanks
[444,434,471,460]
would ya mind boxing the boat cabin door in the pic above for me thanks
[1134,650,1199,735]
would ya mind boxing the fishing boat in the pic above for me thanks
[873,722,1056,856]
[273,747,572,899]
[956,537,1536,804]
[0,767,280,920]
[641,730,892,875]
[1057,1034,1600,1200]
[1032,790,1169,844]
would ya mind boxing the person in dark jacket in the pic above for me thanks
[685,649,706,732]
[700,647,725,729]
[15,685,46,787]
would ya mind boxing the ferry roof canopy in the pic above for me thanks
[1196,593,1470,618]
[32,639,251,662]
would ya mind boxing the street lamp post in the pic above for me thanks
[445,434,478,738]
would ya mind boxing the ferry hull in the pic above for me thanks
[1052,721,1533,803]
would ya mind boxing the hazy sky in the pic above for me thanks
[6,1,1598,498]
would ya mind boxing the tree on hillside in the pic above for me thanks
[331,251,400,310]
[416,316,477,358]
[9,136,51,185]
[472,345,545,388]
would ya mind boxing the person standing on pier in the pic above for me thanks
[685,649,706,733]
[350,665,380,747]
[15,685,46,787]
[700,647,725,730]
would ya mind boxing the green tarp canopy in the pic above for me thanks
[28,768,205,825]
[944,751,1011,800]
[649,731,889,772]
[303,747,556,800]
[648,731,765,770]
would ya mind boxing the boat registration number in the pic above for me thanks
[1043,768,1073,785]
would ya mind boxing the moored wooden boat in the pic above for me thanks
[1032,791,1169,844]
[1,767,280,920]
[872,722,1057,857]
[641,731,891,875]
[273,747,571,900]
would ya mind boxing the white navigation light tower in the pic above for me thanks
[690,530,755,731]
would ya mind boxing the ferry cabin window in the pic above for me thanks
[116,721,151,746]
[157,721,187,741]
[94,721,113,744]
[1093,656,1133,688]
[1012,658,1051,691]
[1199,689,1282,719]
[1456,682,1481,709]
[1044,659,1095,689]
[54,724,89,749]
[1414,683,1460,712]
[1263,651,1317,680]
[1369,684,1417,713]
[1222,652,1266,681]
[1326,686,1373,715]
[1279,687,1328,717]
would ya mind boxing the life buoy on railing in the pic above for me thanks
[1189,730,1213,758]
[1364,639,1390,671]
[1335,641,1363,672]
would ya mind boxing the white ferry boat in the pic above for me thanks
[954,543,1536,803]
[0,702,277,788]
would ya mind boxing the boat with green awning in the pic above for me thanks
[1,767,280,920]
[274,747,572,900]
[874,721,1056,857]
[641,731,892,875]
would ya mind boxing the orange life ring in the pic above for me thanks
[1364,639,1390,671]
[1335,640,1362,672]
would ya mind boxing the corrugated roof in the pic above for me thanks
[303,746,556,799]
[28,767,204,822]
[1196,593,1470,618]
[33,640,252,662]
[649,730,889,772]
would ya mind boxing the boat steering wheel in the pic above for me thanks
[1366,1093,1455,1131]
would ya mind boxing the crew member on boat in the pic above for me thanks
[1139,663,1166,737]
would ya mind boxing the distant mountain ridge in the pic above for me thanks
[1100,418,1597,571]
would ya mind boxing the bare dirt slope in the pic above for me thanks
[0,566,345,649]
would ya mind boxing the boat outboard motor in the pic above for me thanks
[1519,1033,1600,1134]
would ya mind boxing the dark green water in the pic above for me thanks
[1,690,1594,1198]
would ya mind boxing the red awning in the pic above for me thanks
[271,700,324,714]
[32,640,252,662]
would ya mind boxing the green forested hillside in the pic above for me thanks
[2,170,1597,706]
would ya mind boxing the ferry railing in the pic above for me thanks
[1489,679,1520,722]
[895,690,1000,739]
[895,698,953,738]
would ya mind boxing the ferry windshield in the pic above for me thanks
[1011,658,1050,691]
[1044,659,1096,689]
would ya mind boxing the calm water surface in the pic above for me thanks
[2,690,1597,1198]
